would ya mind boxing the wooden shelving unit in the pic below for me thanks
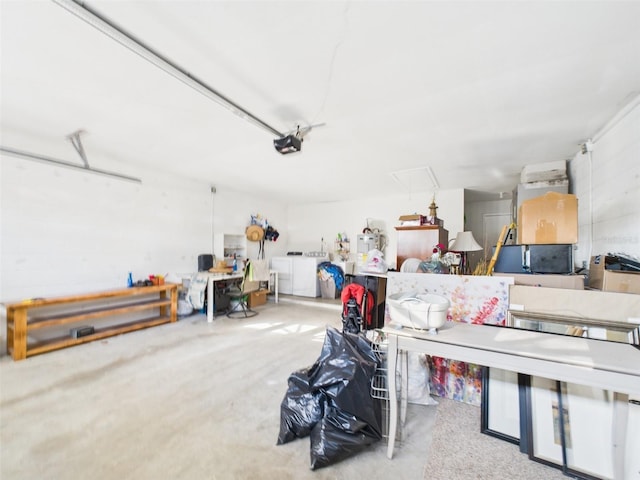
[213,233,247,265]
[4,284,178,361]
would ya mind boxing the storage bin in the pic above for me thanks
[387,292,450,331]
[319,278,339,299]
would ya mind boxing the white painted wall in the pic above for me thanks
[1,97,637,302]
[286,189,465,270]
[0,154,288,301]
[1,147,460,303]
[210,187,289,261]
[570,97,640,268]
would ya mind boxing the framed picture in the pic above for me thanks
[526,376,565,469]
[525,376,618,480]
[562,383,616,480]
[480,367,520,445]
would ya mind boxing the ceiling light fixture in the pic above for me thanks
[53,0,284,139]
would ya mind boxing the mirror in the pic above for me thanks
[506,310,640,345]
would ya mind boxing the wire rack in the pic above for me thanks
[370,331,402,443]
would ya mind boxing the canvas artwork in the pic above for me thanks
[386,273,514,405]
[386,272,513,325]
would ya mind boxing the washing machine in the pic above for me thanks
[270,254,329,297]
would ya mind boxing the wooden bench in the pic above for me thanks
[4,284,178,361]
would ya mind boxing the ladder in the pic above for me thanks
[486,222,516,275]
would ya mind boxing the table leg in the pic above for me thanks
[10,308,28,360]
[268,270,279,303]
[169,286,178,322]
[207,277,214,323]
[387,333,399,459]
[275,272,278,303]
[400,350,409,427]
[612,392,629,480]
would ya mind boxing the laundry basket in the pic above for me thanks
[387,292,450,332]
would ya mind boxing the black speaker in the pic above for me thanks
[198,254,213,272]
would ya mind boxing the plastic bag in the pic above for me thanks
[276,327,383,470]
[177,298,193,317]
[406,352,438,406]
[277,366,326,445]
[309,401,381,470]
[363,249,387,273]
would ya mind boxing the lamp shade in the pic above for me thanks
[450,231,482,252]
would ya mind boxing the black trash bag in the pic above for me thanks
[277,365,326,445]
[309,327,378,391]
[342,328,381,366]
[277,327,383,469]
[277,330,346,444]
[277,328,351,444]
[309,401,381,470]
[312,330,383,440]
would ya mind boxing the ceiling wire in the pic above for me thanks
[54,0,284,138]
[311,2,350,125]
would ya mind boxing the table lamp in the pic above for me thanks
[449,231,482,274]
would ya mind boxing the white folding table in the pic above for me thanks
[383,323,640,479]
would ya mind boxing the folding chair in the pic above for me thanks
[226,263,260,318]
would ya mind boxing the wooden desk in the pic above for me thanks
[206,273,243,323]
[205,270,279,322]
[383,323,640,479]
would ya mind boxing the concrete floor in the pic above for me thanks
[0,297,565,479]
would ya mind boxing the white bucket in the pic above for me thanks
[387,292,450,331]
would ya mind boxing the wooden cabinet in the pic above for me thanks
[395,226,448,270]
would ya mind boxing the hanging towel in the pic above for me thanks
[251,259,270,281]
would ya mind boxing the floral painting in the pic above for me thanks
[386,272,514,405]
[385,272,512,325]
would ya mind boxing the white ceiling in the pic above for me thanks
[2,1,639,204]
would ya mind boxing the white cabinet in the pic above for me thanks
[270,255,329,297]
[271,257,293,295]
[213,233,246,266]
[292,257,324,297]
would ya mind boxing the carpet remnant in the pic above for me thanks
[423,398,566,480]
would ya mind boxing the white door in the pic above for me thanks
[483,213,513,262]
